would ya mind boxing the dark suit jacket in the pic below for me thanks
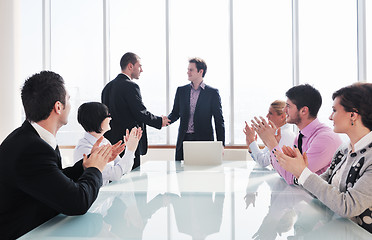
[168,84,225,159]
[0,121,102,239]
[101,74,162,156]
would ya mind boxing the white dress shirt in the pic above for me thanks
[73,132,134,185]
[31,122,57,149]
[249,123,296,167]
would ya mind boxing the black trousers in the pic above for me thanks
[175,133,197,161]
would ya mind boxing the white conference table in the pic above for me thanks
[20,161,371,239]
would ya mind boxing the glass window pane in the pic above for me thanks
[233,0,292,145]
[51,0,103,145]
[110,0,167,145]
[169,0,231,145]
[20,0,43,121]
[20,0,42,87]
[299,0,357,130]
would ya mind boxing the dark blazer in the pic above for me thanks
[168,84,225,160]
[102,74,162,158]
[0,121,102,239]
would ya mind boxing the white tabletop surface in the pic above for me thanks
[20,161,371,239]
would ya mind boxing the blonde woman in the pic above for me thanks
[244,100,295,167]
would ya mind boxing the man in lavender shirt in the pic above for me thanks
[251,84,342,185]
[168,57,225,160]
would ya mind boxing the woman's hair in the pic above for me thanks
[332,83,372,131]
[270,100,286,115]
[77,102,109,133]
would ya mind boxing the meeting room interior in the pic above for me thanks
[1,0,372,239]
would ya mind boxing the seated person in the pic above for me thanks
[275,83,372,233]
[251,84,342,185]
[0,71,123,239]
[244,100,295,167]
[74,102,142,185]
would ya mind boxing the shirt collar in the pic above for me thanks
[84,132,100,146]
[31,122,57,149]
[300,118,320,137]
[190,81,205,90]
[350,131,372,153]
[84,132,109,146]
[280,123,291,131]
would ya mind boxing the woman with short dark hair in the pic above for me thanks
[276,83,372,233]
[74,102,142,185]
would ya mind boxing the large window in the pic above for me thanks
[51,0,103,145]
[20,0,42,122]
[169,0,230,144]
[299,0,357,129]
[110,0,167,145]
[19,0,369,146]
[20,0,42,83]
[233,0,292,144]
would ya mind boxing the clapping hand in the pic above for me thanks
[251,116,279,150]
[110,140,126,162]
[124,127,143,152]
[275,146,308,178]
[83,144,113,172]
[243,121,257,146]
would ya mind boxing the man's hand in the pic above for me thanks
[83,144,113,172]
[91,136,104,154]
[162,115,170,127]
[275,146,308,178]
[243,121,257,146]
[124,127,143,152]
[109,140,126,163]
[251,116,278,150]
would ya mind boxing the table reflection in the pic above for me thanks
[20,161,371,240]
[243,164,369,240]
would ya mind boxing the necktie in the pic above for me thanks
[55,145,62,169]
[55,145,61,158]
[298,132,304,154]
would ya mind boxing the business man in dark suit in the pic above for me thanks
[168,57,225,160]
[102,52,170,169]
[0,71,123,239]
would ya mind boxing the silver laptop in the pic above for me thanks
[183,141,223,165]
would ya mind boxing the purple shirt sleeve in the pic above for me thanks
[270,121,342,185]
[270,146,295,185]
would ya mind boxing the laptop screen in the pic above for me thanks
[183,141,223,165]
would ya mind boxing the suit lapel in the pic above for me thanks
[184,86,191,117]
[23,121,62,169]
[55,146,62,169]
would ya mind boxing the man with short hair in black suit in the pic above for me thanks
[0,71,124,239]
[168,57,225,160]
[102,52,170,169]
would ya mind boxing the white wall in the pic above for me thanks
[0,0,22,142]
